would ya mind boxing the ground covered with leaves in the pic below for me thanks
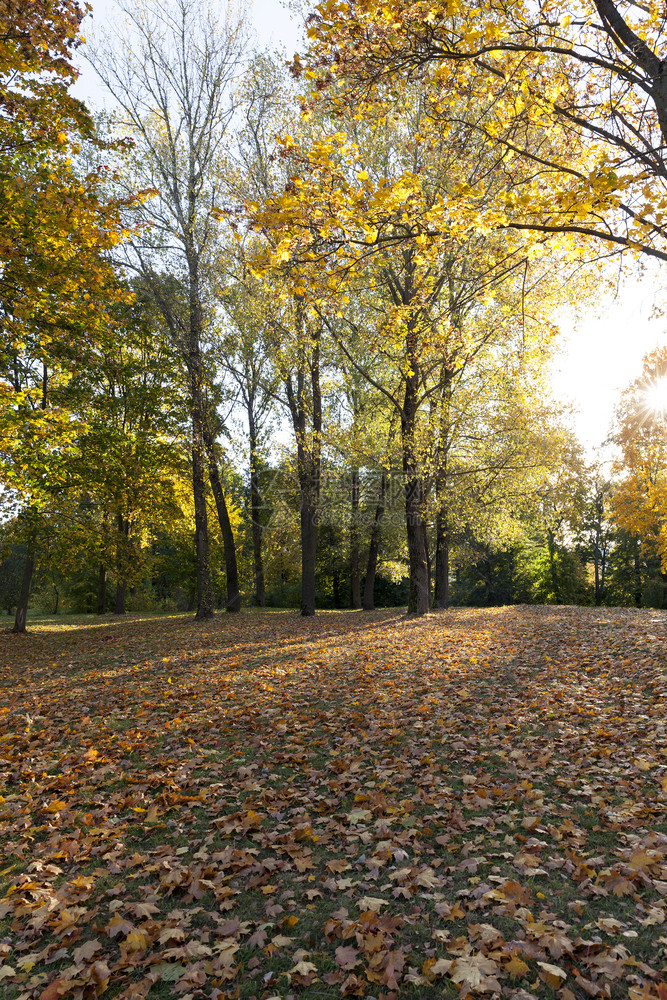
[0,606,666,1000]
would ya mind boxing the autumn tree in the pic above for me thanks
[89,0,248,617]
[0,0,127,633]
[236,55,333,616]
[578,465,614,606]
[213,235,282,608]
[253,76,578,614]
[611,348,667,577]
[303,1,667,267]
[64,281,188,615]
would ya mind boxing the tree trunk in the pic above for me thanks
[13,548,35,634]
[97,563,107,615]
[191,368,214,619]
[52,584,59,616]
[423,517,431,602]
[363,470,387,611]
[434,509,450,609]
[403,358,429,616]
[285,309,322,617]
[593,530,601,607]
[350,467,361,608]
[114,514,129,615]
[203,419,241,612]
[333,566,341,608]
[547,528,561,603]
[186,251,215,620]
[633,542,642,607]
[434,355,453,610]
[114,580,127,615]
[248,407,265,607]
[300,472,318,616]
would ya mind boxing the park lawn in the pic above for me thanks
[0,606,665,1000]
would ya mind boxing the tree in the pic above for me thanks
[65,281,189,615]
[611,348,667,575]
[0,0,126,632]
[578,466,614,606]
[90,0,248,617]
[214,239,280,608]
[235,55,333,616]
[303,1,667,266]
[253,82,576,614]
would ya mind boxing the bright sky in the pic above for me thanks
[73,1,667,460]
[551,267,667,456]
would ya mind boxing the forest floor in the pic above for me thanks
[0,606,666,1000]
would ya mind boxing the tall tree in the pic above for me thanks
[612,348,667,573]
[214,242,280,608]
[254,86,571,614]
[90,0,248,618]
[303,0,667,266]
[0,0,125,632]
[237,55,332,615]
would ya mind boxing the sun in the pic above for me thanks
[644,376,667,417]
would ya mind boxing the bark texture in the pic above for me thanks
[363,470,387,611]
[12,548,35,634]
[203,419,241,612]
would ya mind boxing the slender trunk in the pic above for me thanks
[423,516,431,603]
[363,470,387,611]
[333,566,341,608]
[286,309,322,617]
[52,584,59,616]
[114,514,129,615]
[434,358,453,610]
[350,467,361,608]
[594,529,601,607]
[633,542,642,607]
[434,509,450,609]
[403,347,429,616]
[97,563,107,615]
[300,474,318,615]
[13,547,35,634]
[186,244,214,620]
[191,368,214,619]
[203,420,240,612]
[547,528,561,603]
[248,407,265,607]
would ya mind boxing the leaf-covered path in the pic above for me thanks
[1,607,666,1000]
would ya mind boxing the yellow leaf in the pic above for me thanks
[125,929,148,952]
[537,961,567,988]
[46,799,67,813]
[506,955,529,978]
[289,961,318,976]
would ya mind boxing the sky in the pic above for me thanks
[72,0,667,459]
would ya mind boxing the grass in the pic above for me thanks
[0,605,665,1000]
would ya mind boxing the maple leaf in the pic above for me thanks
[341,973,366,996]
[72,939,102,966]
[450,949,499,988]
[335,945,360,969]
[505,955,530,978]
[289,960,318,976]
[538,961,568,989]
[428,957,453,977]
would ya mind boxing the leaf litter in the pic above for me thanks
[0,605,666,1000]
